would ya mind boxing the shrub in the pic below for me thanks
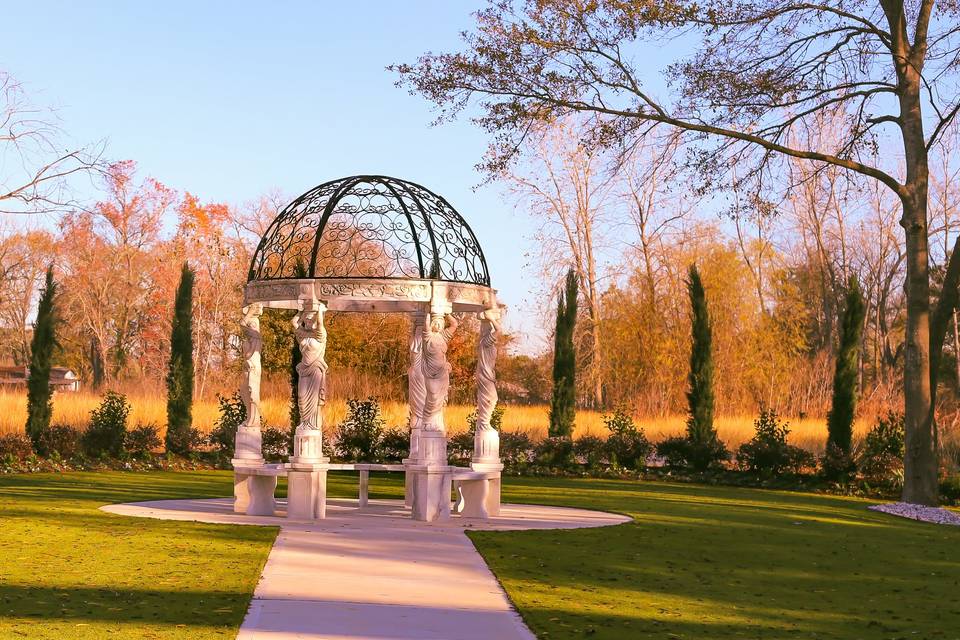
[82,391,130,458]
[450,405,507,465]
[737,409,814,476]
[380,428,409,463]
[656,435,729,471]
[208,392,246,456]
[535,436,575,470]
[125,423,161,457]
[603,409,652,470]
[499,430,534,469]
[0,433,35,461]
[940,476,960,505]
[821,442,857,480]
[859,411,905,483]
[573,435,607,469]
[465,405,505,431]
[334,397,386,462]
[38,425,82,459]
[261,426,291,462]
[164,426,205,456]
[447,430,475,465]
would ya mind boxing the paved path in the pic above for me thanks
[102,498,630,640]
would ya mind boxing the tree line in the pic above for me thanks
[392,0,960,503]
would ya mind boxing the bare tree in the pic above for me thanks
[395,0,960,504]
[505,117,616,407]
[0,72,104,215]
[0,229,55,363]
[620,132,689,310]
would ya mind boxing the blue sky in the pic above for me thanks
[4,1,566,349]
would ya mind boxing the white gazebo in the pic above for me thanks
[232,175,504,522]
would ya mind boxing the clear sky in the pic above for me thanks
[2,1,559,350]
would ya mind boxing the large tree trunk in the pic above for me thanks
[899,62,939,505]
[900,189,938,505]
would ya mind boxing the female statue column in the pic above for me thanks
[421,313,458,433]
[407,311,427,461]
[235,304,264,462]
[409,307,458,521]
[474,307,501,462]
[240,304,263,429]
[291,303,328,462]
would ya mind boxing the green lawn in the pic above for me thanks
[473,478,960,639]
[1,472,958,639]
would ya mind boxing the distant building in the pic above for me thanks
[0,366,81,392]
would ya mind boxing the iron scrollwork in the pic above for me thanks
[248,175,490,286]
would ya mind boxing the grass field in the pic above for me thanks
[2,471,958,639]
[0,389,869,453]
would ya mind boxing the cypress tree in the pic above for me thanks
[686,265,719,460]
[25,266,58,452]
[549,268,577,437]
[827,276,866,458]
[166,263,195,454]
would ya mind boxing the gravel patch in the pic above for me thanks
[868,502,960,526]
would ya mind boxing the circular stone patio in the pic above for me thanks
[101,498,629,640]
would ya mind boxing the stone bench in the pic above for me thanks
[452,468,502,519]
[232,461,501,520]
[327,463,406,507]
[233,462,286,516]
[233,461,409,517]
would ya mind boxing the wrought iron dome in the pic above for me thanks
[249,175,490,286]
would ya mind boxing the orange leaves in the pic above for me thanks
[177,192,231,238]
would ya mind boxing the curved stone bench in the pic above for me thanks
[232,461,499,521]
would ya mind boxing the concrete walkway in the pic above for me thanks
[102,498,630,640]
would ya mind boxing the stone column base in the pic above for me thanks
[234,427,264,464]
[286,463,329,520]
[408,464,452,522]
[402,457,419,507]
[408,426,422,461]
[472,429,500,464]
[419,430,448,465]
[291,430,325,465]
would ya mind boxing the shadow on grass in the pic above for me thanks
[0,584,251,628]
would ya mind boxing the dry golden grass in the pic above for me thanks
[0,388,871,453]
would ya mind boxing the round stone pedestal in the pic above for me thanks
[473,429,500,463]
[234,427,264,464]
[292,429,325,464]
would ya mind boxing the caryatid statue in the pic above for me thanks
[407,312,427,457]
[475,307,502,431]
[293,307,328,433]
[421,313,458,432]
[240,304,263,429]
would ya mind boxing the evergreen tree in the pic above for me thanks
[25,267,58,452]
[827,276,866,460]
[685,265,724,470]
[549,268,577,437]
[166,263,195,454]
[686,265,715,441]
